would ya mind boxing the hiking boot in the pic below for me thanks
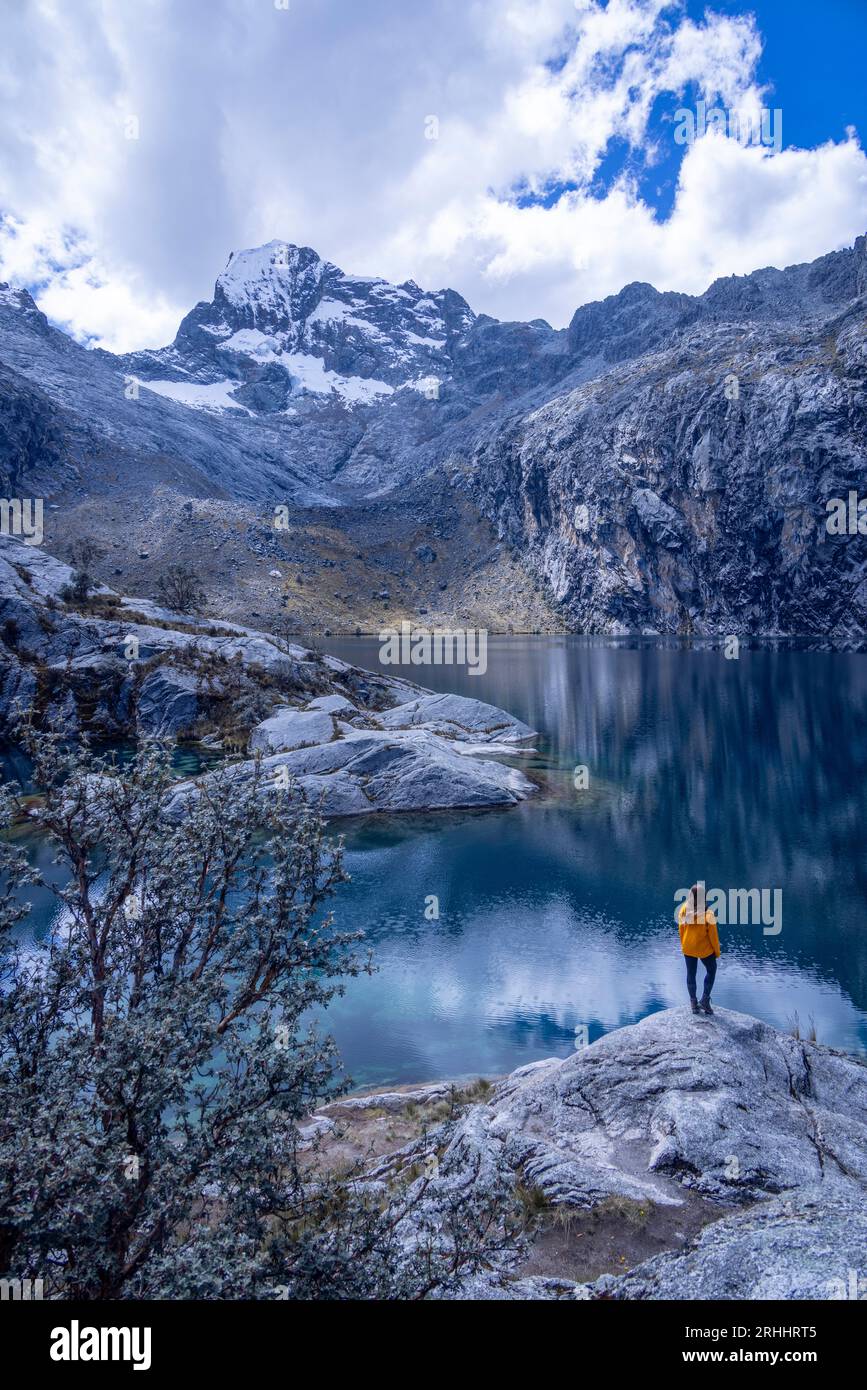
[690,999,701,1015]
[700,999,714,1016]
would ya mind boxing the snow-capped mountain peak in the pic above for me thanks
[215,241,329,323]
[121,240,476,417]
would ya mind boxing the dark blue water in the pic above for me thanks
[8,639,867,1086]
[314,637,867,1086]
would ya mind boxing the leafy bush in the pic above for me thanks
[0,725,517,1299]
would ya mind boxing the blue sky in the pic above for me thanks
[1,0,865,350]
[685,0,867,147]
[522,0,867,219]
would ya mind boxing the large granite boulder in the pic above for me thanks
[377,692,535,743]
[248,706,335,753]
[433,1008,867,1211]
[384,1007,867,1300]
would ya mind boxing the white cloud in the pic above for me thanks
[0,0,864,351]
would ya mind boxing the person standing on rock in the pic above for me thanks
[678,883,721,1016]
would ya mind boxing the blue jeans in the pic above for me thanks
[685,953,717,1002]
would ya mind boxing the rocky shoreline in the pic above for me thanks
[0,534,538,817]
[310,1007,867,1300]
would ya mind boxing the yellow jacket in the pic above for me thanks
[678,903,721,958]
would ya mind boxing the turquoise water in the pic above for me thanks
[316,637,867,1086]
[6,639,867,1087]
[1,743,227,944]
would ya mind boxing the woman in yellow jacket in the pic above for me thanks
[678,883,721,1016]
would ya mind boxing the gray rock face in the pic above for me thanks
[591,1186,867,1301]
[466,237,867,636]
[376,692,535,743]
[248,706,335,753]
[0,357,77,494]
[631,487,685,550]
[391,1007,867,1299]
[136,667,200,738]
[166,725,536,821]
[0,654,37,732]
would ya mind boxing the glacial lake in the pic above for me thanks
[314,636,867,1087]
[6,637,867,1088]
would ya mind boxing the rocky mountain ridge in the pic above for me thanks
[1,233,866,634]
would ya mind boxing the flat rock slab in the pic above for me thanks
[165,725,537,821]
[377,692,535,743]
[323,1084,454,1116]
[306,693,359,715]
[248,706,335,753]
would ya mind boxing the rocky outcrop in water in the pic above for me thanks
[165,722,535,821]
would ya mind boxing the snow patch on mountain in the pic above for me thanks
[0,285,26,309]
[307,299,365,326]
[142,378,251,413]
[404,375,442,396]
[403,331,446,349]
[218,328,280,358]
[282,352,394,403]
